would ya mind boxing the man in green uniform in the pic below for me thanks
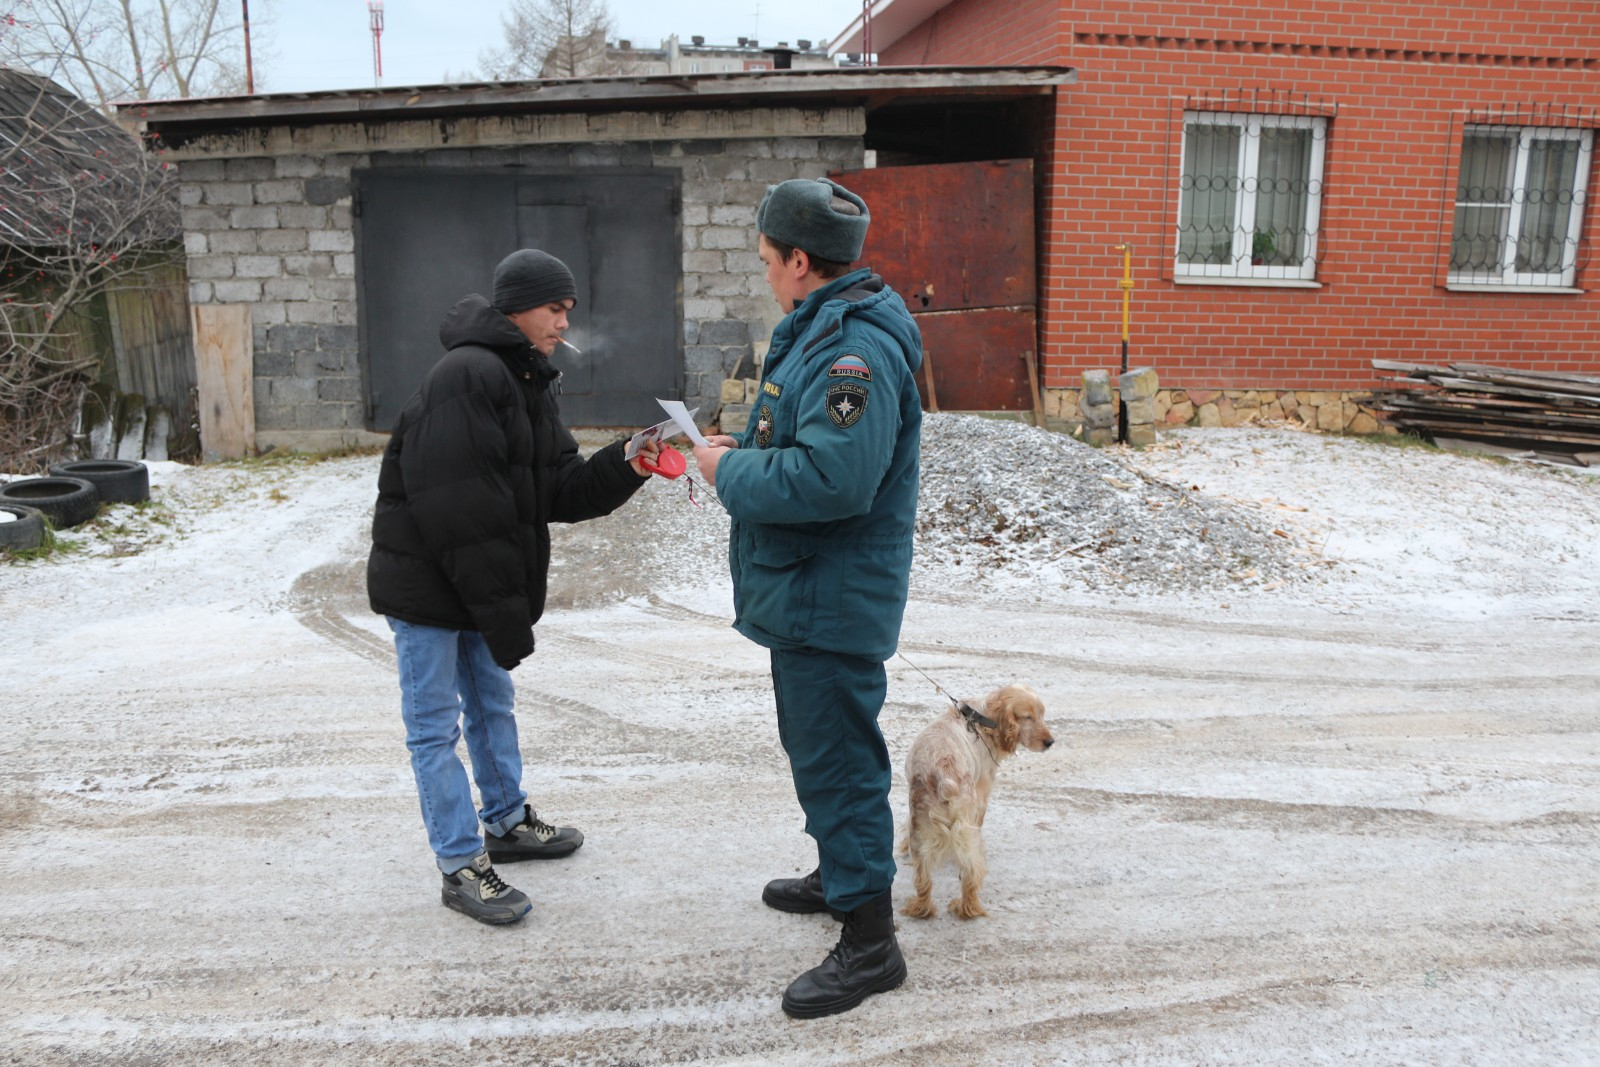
[693,177,923,1018]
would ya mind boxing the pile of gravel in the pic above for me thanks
[913,414,1310,595]
[569,414,1315,603]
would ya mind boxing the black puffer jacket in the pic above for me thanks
[367,294,645,669]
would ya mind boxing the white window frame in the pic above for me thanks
[1449,125,1593,289]
[1174,112,1326,282]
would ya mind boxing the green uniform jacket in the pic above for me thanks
[715,269,924,662]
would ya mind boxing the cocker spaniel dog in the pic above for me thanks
[900,684,1053,919]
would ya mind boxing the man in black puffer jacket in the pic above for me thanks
[367,248,655,926]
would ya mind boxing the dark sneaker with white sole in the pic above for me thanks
[763,867,828,914]
[441,853,532,925]
[485,804,584,862]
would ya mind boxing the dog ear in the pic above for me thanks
[988,688,1020,753]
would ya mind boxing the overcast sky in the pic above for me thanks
[252,0,868,94]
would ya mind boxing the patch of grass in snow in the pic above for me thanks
[238,443,383,469]
[1344,430,1442,453]
[0,517,76,564]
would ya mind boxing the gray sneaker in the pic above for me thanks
[485,804,584,862]
[440,853,532,925]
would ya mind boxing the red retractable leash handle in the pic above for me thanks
[640,448,687,479]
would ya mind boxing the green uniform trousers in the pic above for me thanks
[770,646,896,912]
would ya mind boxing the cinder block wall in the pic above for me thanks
[885,0,1600,403]
[177,130,862,447]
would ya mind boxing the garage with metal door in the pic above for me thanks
[123,67,1073,454]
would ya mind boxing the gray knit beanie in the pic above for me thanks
[756,177,870,263]
[492,249,577,313]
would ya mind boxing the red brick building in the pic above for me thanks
[835,1,1600,431]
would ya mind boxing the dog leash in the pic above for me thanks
[895,651,998,730]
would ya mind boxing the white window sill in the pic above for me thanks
[1444,283,1584,294]
[1173,276,1322,289]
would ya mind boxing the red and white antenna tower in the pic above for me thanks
[368,1,385,86]
[861,0,874,66]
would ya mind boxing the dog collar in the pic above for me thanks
[957,701,998,730]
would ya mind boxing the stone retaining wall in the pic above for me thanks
[1043,385,1389,438]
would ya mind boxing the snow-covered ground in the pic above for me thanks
[3,418,1598,1066]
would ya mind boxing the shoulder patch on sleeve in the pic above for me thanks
[827,354,872,382]
[826,382,868,428]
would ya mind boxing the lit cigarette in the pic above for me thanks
[561,339,583,354]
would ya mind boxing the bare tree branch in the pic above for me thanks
[1,0,246,111]
[0,68,181,469]
[479,0,636,81]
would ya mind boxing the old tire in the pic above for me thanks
[49,459,150,505]
[0,476,99,529]
[0,503,46,552]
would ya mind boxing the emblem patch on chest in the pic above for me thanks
[826,382,868,428]
[827,354,872,381]
[754,404,775,447]
[762,381,783,398]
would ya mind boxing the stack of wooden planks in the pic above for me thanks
[1364,360,1600,466]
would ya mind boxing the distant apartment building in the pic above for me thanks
[606,34,838,76]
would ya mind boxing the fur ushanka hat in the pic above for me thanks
[756,177,871,263]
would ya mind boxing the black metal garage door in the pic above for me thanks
[355,168,681,430]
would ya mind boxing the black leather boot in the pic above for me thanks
[762,867,828,914]
[781,890,906,1018]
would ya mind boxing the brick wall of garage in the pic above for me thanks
[883,0,1600,398]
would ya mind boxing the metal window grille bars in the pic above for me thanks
[1174,109,1328,280]
[1449,122,1593,287]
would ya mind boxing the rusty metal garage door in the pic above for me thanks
[355,169,681,429]
[829,159,1037,412]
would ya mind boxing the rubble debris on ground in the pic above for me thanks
[913,415,1317,595]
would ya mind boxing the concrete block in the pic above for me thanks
[699,227,749,251]
[186,255,234,280]
[213,279,262,302]
[720,403,752,433]
[208,230,258,254]
[1082,369,1113,407]
[230,205,280,229]
[275,156,322,178]
[224,157,276,181]
[698,319,749,345]
[743,379,759,403]
[1082,400,1117,430]
[283,254,335,278]
[720,379,747,404]
[176,159,227,182]
[1125,424,1158,447]
[258,230,309,253]
[1118,367,1159,400]
[234,255,282,278]
[263,277,314,301]
[204,182,254,206]
[287,301,339,324]
[278,205,329,229]
[308,230,354,253]
[253,179,303,204]
[1125,397,1156,425]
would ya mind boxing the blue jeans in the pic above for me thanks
[387,618,528,873]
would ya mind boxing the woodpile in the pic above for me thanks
[1364,360,1600,467]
